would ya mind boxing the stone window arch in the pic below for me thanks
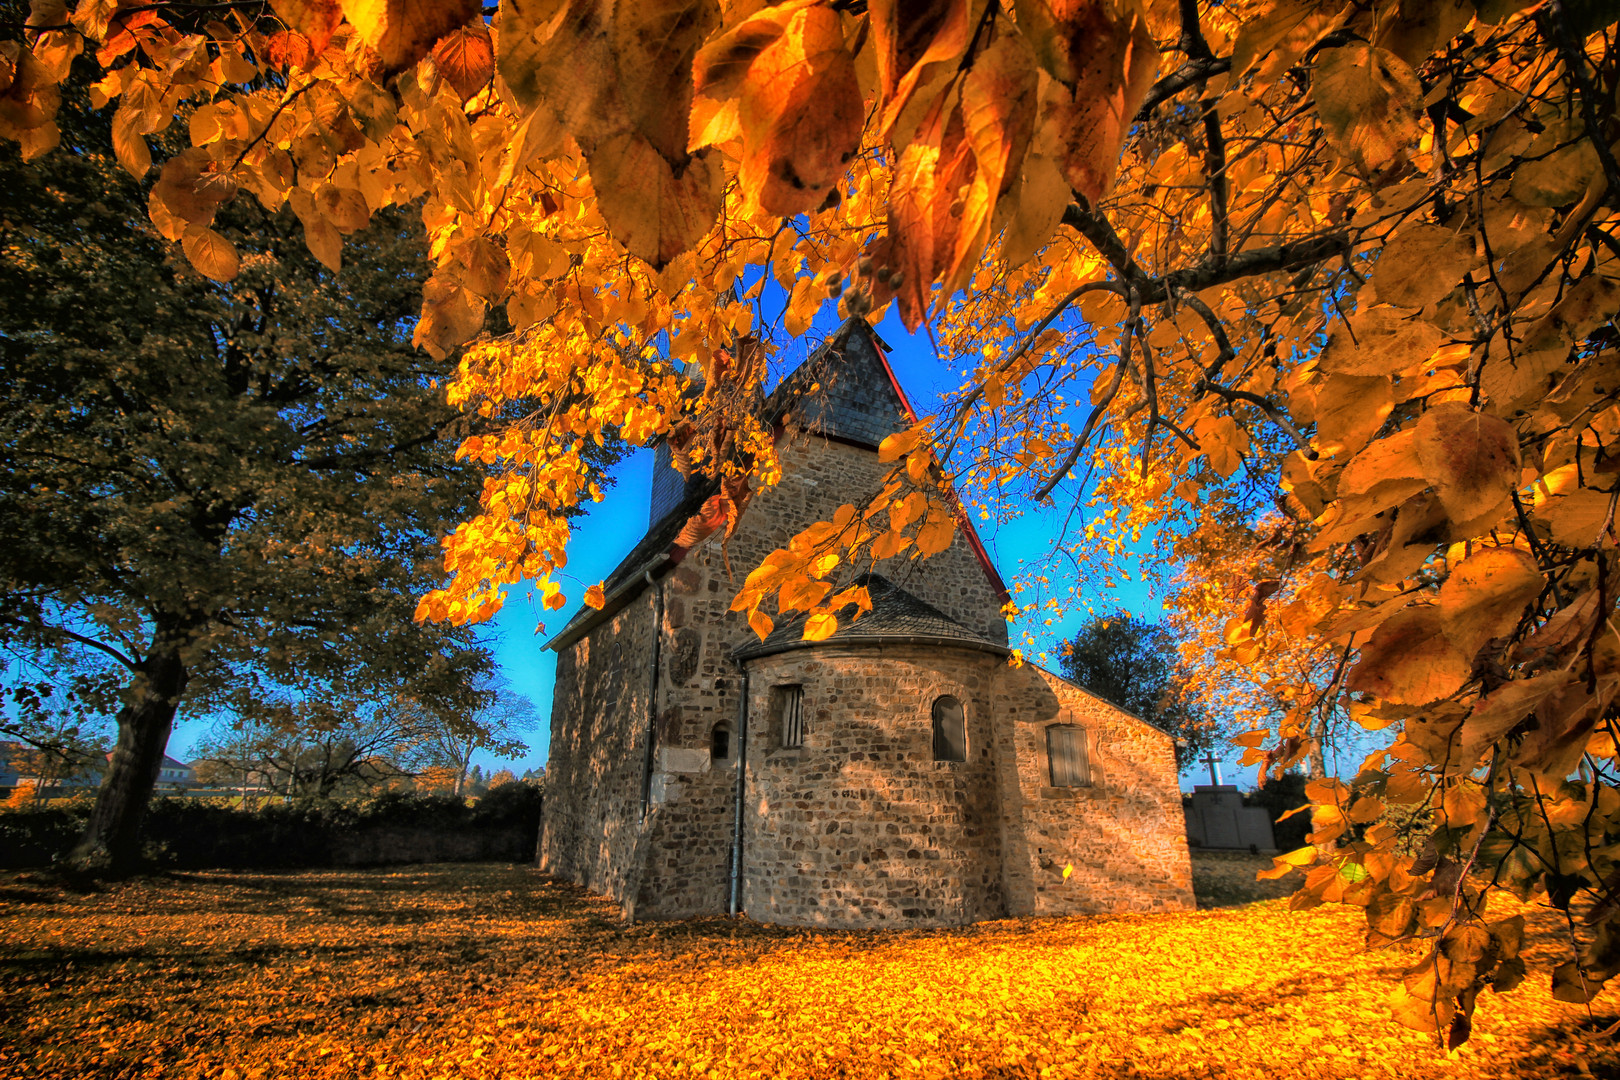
[932,695,967,762]
[1046,724,1091,787]
[710,721,733,762]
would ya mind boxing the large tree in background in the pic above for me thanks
[1059,613,1220,772]
[410,674,540,796]
[0,65,492,873]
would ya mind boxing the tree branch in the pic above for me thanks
[1538,1,1620,198]
[1195,379,1316,456]
[1135,56,1232,120]
[1032,292,1143,503]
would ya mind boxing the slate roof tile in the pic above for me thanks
[733,573,1007,660]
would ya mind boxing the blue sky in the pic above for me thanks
[468,302,1261,792]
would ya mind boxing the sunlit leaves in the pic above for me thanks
[8,0,1620,1042]
[430,21,495,104]
[693,0,861,217]
[340,0,482,75]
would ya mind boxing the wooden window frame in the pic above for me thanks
[1046,724,1091,788]
[772,684,805,750]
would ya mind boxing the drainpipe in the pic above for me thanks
[639,571,664,821]
[729,664,750,916]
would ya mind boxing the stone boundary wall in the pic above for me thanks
[739,645,1006,928]
[994,665,1195,916]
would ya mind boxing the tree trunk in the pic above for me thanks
[68,621,193,875]
[1307,712,1329,780]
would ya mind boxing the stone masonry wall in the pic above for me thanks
[630,560,742,920]
[739,645,1006,928]
[624,429,1012,919]
[993,665,1195,916]
[537,594,660,913]
[746,432,1010,645]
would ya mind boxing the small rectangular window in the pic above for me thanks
[773,685,804,749]
[1047,725,1090,787]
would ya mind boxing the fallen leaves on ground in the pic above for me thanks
[0,860,1615,1079]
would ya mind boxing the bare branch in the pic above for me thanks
[1032,291,1143,503]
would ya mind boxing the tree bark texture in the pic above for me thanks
[68,621,193,874]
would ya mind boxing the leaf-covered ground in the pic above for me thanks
[1,858,1615,1079]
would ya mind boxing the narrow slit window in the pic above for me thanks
[711,722,732,762]
[774,685,804,749]
[932,696,967,762]
[1047,725,1090,787]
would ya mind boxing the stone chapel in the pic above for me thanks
[539,319,1194,927]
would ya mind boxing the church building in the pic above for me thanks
[540,319,1194,927]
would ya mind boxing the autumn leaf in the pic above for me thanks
[109,102,151,177]
[1372,224,1476,310]
[269,0,344,54]
[869,0,971,141]
[1414,404,1520,529]
[942,30,1038,295]
[694,0,862,217]
[1437,546,1543,661]
[1316,306,1444,378]
[431,21,494,103]
[585,131,724,270]
[1025,0,1159,207]
[1310,373,1394,458]
[180,224,240,281]
[1312,43,1422,176]
[340,0,481,76]
[1000,153,1068,266]
[1345,607,1470,706]
[583,582,606,609]
[802,609,837,641]
[914,508,955,557]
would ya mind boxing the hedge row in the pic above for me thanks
[0,784,543,870]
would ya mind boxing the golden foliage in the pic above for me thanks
[8,0,1620,1042]
[2,863,1618,1078]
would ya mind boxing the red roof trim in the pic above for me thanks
[867,329,1012,606]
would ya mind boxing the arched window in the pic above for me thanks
[932,696,967,762]
[711,722,732,762]
[1046,724,1090,787]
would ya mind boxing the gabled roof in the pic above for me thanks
[546,318,1009,652]
[733,574,1009,661]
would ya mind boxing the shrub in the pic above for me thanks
[0,788,542,870]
